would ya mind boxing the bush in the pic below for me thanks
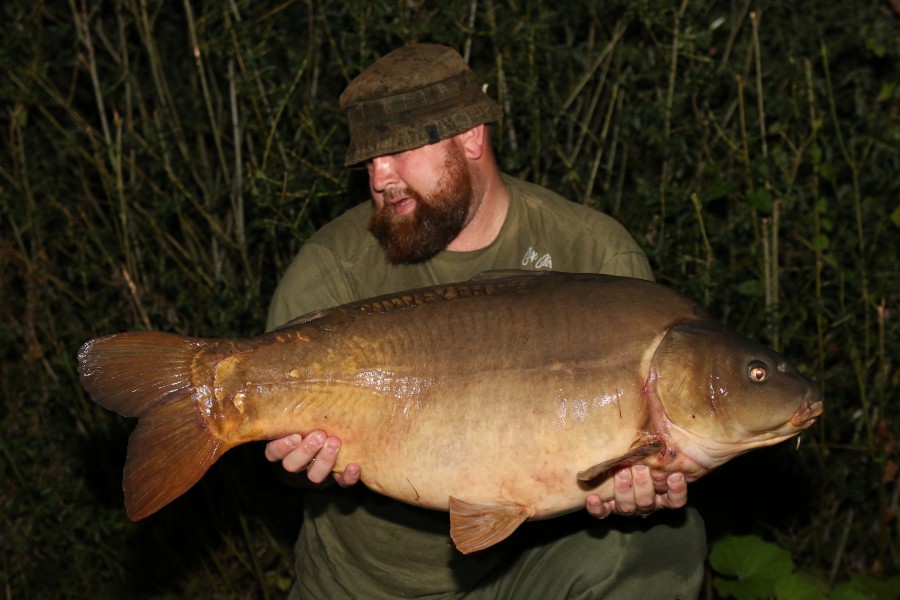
[1,1,897,597]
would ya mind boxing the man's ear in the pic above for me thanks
[456,124,486,160]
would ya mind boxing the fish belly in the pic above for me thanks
[237,327,650,517]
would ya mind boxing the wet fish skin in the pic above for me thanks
[77,271,823,554]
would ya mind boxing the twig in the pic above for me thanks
[720,0,752,66]
[691,193,715,305]
[659,0,690,234]
[560,21,626,114]
[69,0,112,146]
[263,56,309,171]
[229,58,246,250]
[184,0,230,186]
[463,0,478,62]
[120,263,152,330]
[664,1,689,144]
[751,11,768,162]
[603,87,625,198]
[583,85,619,205]
[828,508,854,586]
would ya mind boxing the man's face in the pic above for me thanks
[366,139,473,264]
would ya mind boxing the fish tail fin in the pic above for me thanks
[78,332,228,520]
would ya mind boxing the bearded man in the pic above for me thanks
[264,43,706,600]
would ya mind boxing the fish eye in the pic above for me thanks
[748,360,769,383]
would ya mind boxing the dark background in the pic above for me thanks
[1,1,897,597]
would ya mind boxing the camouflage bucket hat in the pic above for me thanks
[339,44,503,166]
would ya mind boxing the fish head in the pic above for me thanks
[650,320,823,472]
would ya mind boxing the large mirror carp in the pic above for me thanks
[78,271,823,554]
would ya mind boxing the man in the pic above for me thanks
[265,44,706,599]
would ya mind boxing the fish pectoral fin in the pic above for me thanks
[449,497,535,554]
[576,439,665,482]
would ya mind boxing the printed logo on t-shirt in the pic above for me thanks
[521,246,553,269]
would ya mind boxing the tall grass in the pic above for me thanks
[1,0,897,597]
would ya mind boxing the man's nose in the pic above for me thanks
[368,156,398,192]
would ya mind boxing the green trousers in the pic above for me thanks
[289,504,706,600]
[467,507,706,600]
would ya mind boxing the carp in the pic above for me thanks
[77,271,822,554]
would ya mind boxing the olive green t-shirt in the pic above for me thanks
[267,174,651,329]
[267,174,654,598]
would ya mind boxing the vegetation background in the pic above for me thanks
[1,0,897,597]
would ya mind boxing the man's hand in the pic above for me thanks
[265,430,361,487]
[585,465,687,518]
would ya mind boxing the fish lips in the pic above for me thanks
[789,390,824,429]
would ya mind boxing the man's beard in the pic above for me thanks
[368,143,473,265]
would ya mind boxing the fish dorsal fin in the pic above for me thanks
[276,271,573,334]
[468,270,604,284]
[576,437,665,482]
[466,269,549,282]
[449,497,535,554]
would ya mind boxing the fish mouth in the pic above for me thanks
[789,392,824,429]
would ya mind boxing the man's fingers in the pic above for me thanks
[264,431,361,488]
[585,494,614,519]
[592,468,690,519]
[630,465,657,514]
[276,430,327,473]
[264,433,302,462]
[306,436,340,483]
[613,468,638,515]
[335,463,361,488]
[611,466,666,517]
[662,472,688,509]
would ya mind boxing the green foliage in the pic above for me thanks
[710,535,794,599]
[710,535,900,600]
[1,0,898,597]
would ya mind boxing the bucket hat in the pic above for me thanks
[340,44,502,166]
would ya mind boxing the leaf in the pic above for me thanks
[709,535,793,600]
[829,584,874,600]
[774,572,828,600]
[812,234,830,251]
[709,535,794,577]
[810,145,823,163]
[714,577,775,600]
[891,204,900,229]
[876,82,896,103]
[737,280,765,297]
[747,188,773,214]
[703,180,736,203]
[832,575,900,600]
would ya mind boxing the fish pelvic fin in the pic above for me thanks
[448,497,535,554]
[78,332,227,520]
[576,437,665,482]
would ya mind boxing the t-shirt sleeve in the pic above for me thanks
[598,246,653,281]
[265,242,357,331]
[501,174,653,282]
